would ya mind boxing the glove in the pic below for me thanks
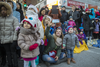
[41,39,44,45]
[29,43,38,51]
[16,26,20,31]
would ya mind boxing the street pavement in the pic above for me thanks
[0,46,100,67]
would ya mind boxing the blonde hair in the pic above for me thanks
[43,15,52,26]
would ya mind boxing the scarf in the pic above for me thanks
[53,34,62,46]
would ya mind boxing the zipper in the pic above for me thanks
[2,17,6,43]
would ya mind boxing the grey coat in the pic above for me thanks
[63,33,80,50]
[0,2,19,44]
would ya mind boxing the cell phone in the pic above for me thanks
[52,5,58,14]
[52,19,60,23]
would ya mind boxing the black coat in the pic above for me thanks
[16,3,24,22]
[69,10,80,20]
[60,10,69,23]
[82,13,93,31]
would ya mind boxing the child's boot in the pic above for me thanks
[71,58,76,63]
[67,58,70,64]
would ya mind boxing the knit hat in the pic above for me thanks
[79,27,84,32]
[27,4,38,13]
[22,15,38,27]
[85,8,90,12]
[69,16,73,20]
[67,26,73,31]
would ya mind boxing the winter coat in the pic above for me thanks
[89,8,95,20]
[69,10,80,20]
[68,20,76,27]
[16,3,24,22]
[60,10,69,23]
[39,15,44,22]
[63,33,80,50]
[43,26,62,57]
[48,10,62,27]
[18,27,41,58]
[82,13,92,31]
[77,34,84,40]
[26,10,44,39]
[12,1,20,23]
[96,10,100,17]
[41,20,46,41]
[94,22,100,32]
[0,2,19,44]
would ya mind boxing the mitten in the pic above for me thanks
[41,39,44,45]
[16,27,20,31]
[29,43,38,51]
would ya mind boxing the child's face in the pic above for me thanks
[96,19,98,22]
[1,6,7,17]
[45,17,50,25]
[68,28,73,33]
[73,27,77,31]
[23,22,31,29]
[29,8,36,13]
[80,31,83,34]
[70,18,73,20]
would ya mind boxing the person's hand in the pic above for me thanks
[57,7,59,9]
[48,21,52,27]
[55,56,58,61]
[62,47,65,49]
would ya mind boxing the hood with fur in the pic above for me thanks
[0,2,12,16]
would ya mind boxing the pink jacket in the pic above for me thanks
[68,20,76,27]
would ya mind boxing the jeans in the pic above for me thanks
[42,52,65,63]
[61,24,66,35]
[66,49,73,58]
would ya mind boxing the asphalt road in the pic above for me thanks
[0,46,100,67]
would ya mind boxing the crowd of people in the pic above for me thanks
[0,0,100,67]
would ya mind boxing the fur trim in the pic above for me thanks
[0,2,12,16]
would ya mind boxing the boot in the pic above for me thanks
[71,58,76,63]
[67,58,70,65]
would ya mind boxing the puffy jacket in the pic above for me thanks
[82,13,92,31]
[89,8,95,20]
[68,20,76,27]
[60,10,69,23]
[94,22,100,32]
[0,2,19,44]
[69,10,80,20]
[12,1,20,23]
[18,27,41,58]
[63,33,80,50]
